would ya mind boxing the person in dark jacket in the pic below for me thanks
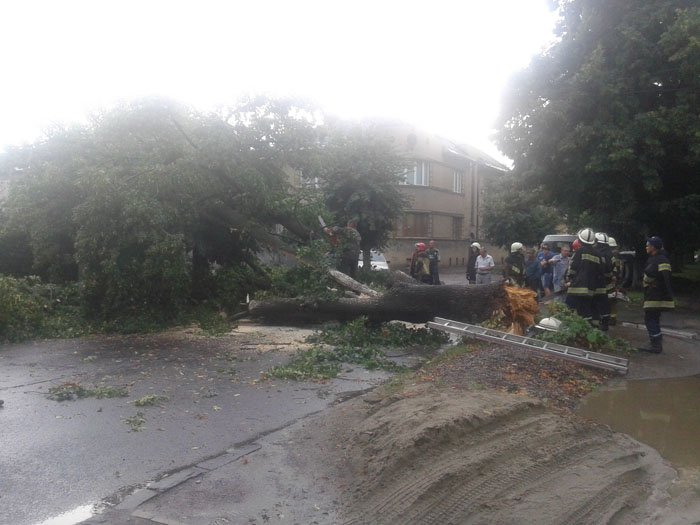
[525,249,542,295]
[591,232,614,331]
[639,236,674,353]
[466,242,480,284]
[427,240,441,285]
[504,242,525,286]
[564,228,600,321]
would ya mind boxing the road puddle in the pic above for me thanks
[577,375,700,469]
[33,504,94,525]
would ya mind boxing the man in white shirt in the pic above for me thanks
[475,246,495,284]
[551,244,572,294]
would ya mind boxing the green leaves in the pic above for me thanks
[496,0,700,257]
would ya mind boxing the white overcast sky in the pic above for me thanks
[1,0,557,163]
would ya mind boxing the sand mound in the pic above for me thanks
[298,385,677,524]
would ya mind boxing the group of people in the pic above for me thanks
[409,240,441,284]
[502,229,674,354]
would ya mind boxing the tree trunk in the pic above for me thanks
[248,280,507,325]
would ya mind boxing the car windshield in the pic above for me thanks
[359,251,386,262]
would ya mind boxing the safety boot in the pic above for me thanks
[600,316,610,332]
[638,334,663,354]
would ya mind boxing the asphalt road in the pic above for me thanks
[0,325,390,525]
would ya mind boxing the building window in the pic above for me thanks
[453,170,464,193]
[394,212,429,237]
[452,216,463,240]
[402,160,430,186]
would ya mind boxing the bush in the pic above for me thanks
[0,276,93,343]
[0,276,44,342]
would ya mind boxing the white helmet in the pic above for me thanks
[594,232,609,244]
[510,242,523,253]
[578,228,595,245]
[471,242,481,249]
[608,237,617,247]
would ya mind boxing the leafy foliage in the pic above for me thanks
[267,317,448,380]
[0,275,44,342]
[311,123,410,267]
[0,95,410,331]
[536,303,634,353]
[47,382,128,401]
[134,395,169,407]
[0,276,92,342]
[482,173,561,248]
[496,1,700,258]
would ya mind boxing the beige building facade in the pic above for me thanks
[375,122,508,272]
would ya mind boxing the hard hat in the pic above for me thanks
[608,237,617,247]
[471,242,481,249]
[510,242,523,253]
[578,228,595,245]
[416,242,427,251]
[594,232,609,244]
[572,239,582,251]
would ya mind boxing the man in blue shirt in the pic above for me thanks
[537,243,555,297]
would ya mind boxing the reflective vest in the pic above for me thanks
[643,252,675,310]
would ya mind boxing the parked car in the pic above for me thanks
[358,250,390,271]
[541,234,577,253]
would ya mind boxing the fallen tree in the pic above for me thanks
[248,271,533,326]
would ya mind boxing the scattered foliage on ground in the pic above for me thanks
[267,317,448,381]
[536,303,634,353]
[122,412,147,432]
[307,317,448,348]
[47,382,129,402]
[133,395,169,407]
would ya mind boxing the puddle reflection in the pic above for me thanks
[577,375,700,468]
[32,504,94,525]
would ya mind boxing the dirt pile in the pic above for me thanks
[296,385,677,524]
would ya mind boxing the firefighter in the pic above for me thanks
[410,243,432,283]
[639,236,675,353]
[504,242,525,286]
[564,228,600,321]
[592,232,613,331]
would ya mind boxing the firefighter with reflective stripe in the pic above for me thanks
[565,228,600,320]
[504,242,526,286]
[639,236,674,353]
[591,232,613,331]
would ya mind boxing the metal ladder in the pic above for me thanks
[427,317,629,374]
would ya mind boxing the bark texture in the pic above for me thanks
[248,280,507,325]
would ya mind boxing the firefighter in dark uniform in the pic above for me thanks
[591,232,613,331]
[504,242,526,286]
[565,228,600,320]
[639,236,675,353]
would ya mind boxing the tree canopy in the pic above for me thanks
[0,96,408,322]
[495,0,700,259]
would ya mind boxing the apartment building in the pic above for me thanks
[377,122,508,271]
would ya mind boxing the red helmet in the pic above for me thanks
[416,242,427,251]
[572,239,582,251]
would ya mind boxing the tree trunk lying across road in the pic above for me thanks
[248,277,508,325]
